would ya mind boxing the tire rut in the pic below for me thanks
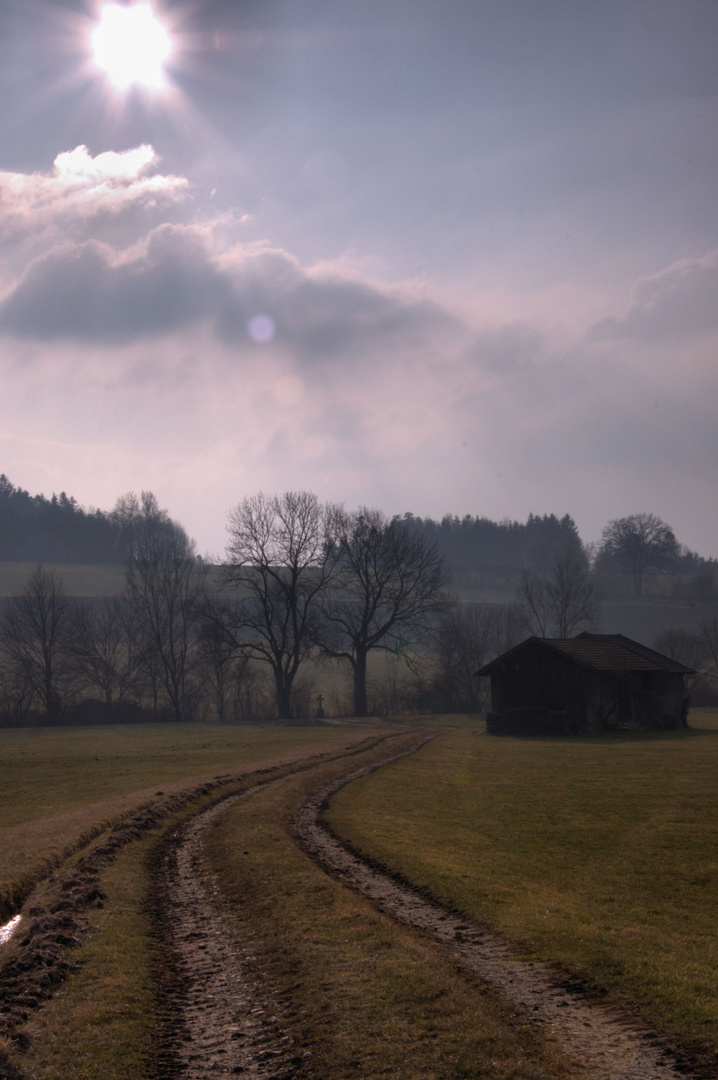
[0,731,391,1079]
[290,741,711,1080]
[150,731,420,1079]
[153,798,302,1080]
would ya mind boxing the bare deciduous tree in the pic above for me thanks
[194,594,264,723]
[69,597,144,715]
[125,528,203,723]
[112,490,192,564]
[432,602,527,712]
[653,626,706,705]
[319,509,449,716]
[0,565,76,723]
[698,616,718,684]
[519,553,602,638]
[597,513,679,596]
[222,492,339,720]
[0,662,35,726]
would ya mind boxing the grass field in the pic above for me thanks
[0,562,126,597]
[16,731,578,1080]
[0,721,371,916]
[197,739,577,1080]
[327,710,718,1063]
[3,713,718,1076]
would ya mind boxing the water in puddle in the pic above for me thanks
[0,914,22,946]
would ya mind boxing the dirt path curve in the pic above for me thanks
[151,732,413,1080]
[291,736,709,1080]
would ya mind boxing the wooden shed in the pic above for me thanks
[476,632,694,735]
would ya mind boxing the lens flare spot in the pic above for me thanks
[248,314,275,344]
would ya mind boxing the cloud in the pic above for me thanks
[0,224,465,362]
[0,144,188,248]
[2,149,715,558]
[0,225,231,343]
[589,250,718,342]
[0,145,464,362]
[217,246,464,363]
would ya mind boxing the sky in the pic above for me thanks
[0,0,716,559]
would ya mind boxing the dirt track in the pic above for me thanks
[1,729,711,1079]
[151,795,302,1080]
[152,730,708,1080]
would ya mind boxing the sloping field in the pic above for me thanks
[1,715,716,1078]
[326,710,718,1065]
[0,562,126,597]
[0,721,368,916]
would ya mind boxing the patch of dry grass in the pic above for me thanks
[202,737,579,1080]
[2,731,390,1078]
[0,721,372,917]
[15,838,160,1080]
[326,710,718,1065]
[0,563,126,598]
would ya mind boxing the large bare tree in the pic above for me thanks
[0,565,76,723]
[597,513,679,596]
[125,526,203,723]
[221,492,339,720]
[319,509,449,716]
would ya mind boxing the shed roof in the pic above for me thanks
[476,632,695,676]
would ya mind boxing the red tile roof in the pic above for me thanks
[545,635,688,672]
[477,633,695,676]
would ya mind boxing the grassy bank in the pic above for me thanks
[0,721,369,916]
[326,710,718,1065]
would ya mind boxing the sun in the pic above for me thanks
[92,3,172,90]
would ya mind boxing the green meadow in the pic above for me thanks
[0,721,367,915]
[327,711,718,1061]
[1,713,717,1077]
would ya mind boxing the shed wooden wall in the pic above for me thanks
[486,643,688,734]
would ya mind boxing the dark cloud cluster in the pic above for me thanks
[0,222,464,368]
[0,227,230,343]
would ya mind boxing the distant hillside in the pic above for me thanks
[398,510,714,580]
[397,511,585,574]
[0,476,189,565]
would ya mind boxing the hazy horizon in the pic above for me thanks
[1,2,716,558]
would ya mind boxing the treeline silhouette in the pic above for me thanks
[0,476,188,564]
[0,495,453,726]
[397,511,584,574]
[2,486,717,727]
[0,474,588,573]
[1,475,713,583]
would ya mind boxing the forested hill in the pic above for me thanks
[0,476,189,564]
[396,512,586,574]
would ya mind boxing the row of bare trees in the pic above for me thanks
[13,492,707,726]
[211,492,450,719]
[0,492,458,724]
